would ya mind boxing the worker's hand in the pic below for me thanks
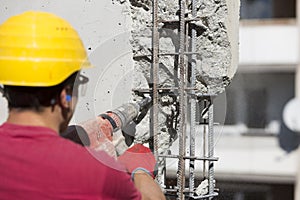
[118,144,157,179]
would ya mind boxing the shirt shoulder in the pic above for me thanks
[0,123,141,199]
[56,136,142,199]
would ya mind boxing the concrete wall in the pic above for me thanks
[0,0,134,124]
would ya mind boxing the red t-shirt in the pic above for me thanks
[0,123,141,199]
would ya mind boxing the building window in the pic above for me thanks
[240,0,296,19]
[245,89,267,128]
[224,90,236,125]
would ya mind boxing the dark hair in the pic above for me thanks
[4,72,79,111]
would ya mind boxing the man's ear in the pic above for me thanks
[60,89,71,108]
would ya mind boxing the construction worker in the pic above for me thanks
[0,11,165,200]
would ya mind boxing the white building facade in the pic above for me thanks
[212,0,299,199]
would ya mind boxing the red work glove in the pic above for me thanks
[118,144,157,179]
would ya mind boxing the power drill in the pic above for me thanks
[61,97,152,148]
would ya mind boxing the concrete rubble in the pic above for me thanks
[116,0,240,184]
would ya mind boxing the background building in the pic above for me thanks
[213,0,299,199]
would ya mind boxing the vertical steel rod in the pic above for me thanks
[203,101,207,179]
[152,0,159,160]
[189,0,197,198]
[208,100,215,200]
[177,0,187,199]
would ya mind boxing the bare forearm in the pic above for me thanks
[133,172,166,200]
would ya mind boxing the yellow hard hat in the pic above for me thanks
[0,11,93,87]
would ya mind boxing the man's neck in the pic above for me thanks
[6,108,61,133]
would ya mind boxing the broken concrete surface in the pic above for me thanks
[118,0,239,94]
[116,0,240,184]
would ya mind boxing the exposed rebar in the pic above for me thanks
[202,100,208,179]
[208,100,215,200]
[177,0,187,199]
[189,0,197,197]
[148,0,218,198]
[151,0,159,160]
